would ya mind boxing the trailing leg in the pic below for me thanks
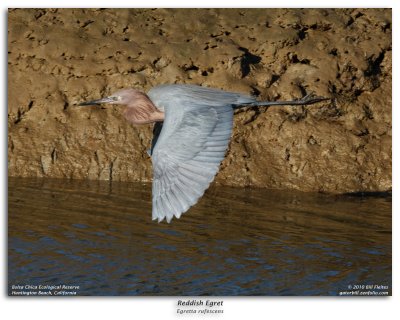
[237,93,329,108]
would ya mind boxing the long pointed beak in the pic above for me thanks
[78,97,115,106]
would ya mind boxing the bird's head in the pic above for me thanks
[78,88,164,125]
[78,88,141,106]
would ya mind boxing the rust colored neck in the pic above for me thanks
[122,92,164,125]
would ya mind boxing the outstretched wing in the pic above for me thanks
[151,104,233,222]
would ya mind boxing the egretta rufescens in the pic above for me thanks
[79,84,327,223]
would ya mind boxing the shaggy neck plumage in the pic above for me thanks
[122,91,164,125]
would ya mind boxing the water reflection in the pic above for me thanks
[8,178,391,296]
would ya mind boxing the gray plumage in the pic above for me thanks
[79,84,328,223]
[148,85,248,222]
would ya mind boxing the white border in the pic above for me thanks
[2,1,397,320]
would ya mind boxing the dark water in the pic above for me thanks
[8,178,391,296]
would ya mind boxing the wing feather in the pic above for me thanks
[151,104,233,222]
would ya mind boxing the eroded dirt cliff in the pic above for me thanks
[8,8,392,193]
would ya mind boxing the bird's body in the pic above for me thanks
[79,84,327,223]
[148,84,255,111]
[148,85,247,222]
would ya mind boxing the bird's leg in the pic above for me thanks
[294,93,330,105]
[242,93,330,108]
[147,121,164,157]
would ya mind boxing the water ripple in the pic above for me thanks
[8,178,391,296]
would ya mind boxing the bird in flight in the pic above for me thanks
[79,84,327,223]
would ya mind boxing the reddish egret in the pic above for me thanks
[79,84,327,223]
